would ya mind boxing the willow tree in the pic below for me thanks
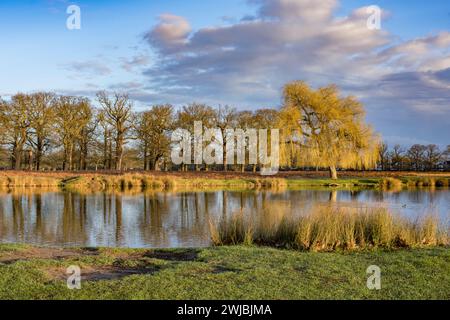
[281,81,379,179]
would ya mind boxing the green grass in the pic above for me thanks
[0,244,448,300]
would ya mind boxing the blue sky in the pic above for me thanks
[1,0,449,147]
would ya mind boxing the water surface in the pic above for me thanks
[0,189,448,248]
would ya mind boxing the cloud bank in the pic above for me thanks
[78,0,450,145]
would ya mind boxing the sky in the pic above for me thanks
[0,0,449,147]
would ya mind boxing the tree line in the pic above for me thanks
[379,143,450,171]
[0,82,448,176]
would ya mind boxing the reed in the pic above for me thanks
[379,177,403,190]
[210,206,448,251]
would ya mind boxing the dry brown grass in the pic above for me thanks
[0,170,447,192]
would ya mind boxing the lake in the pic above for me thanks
[0,189,448,248]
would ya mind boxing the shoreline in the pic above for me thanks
[0,171,448,192]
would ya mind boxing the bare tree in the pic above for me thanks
[97,92,133,171]
[136,105,174,171]
[378,142,389,171]
[389,145,405,171]
[0,94,32,169]
[97,110,113,170]
[236,110,255,172]
[176,103,216,171]
[77,110,98,170]
[214,105,237,171]
[28,92,56,171]
[407,144,426,171]
[424,144,442,171]
[54,96,92,170]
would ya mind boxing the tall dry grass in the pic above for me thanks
[379,177,403,190]
[210,206,448,251]
[0,176,61,188]
[60,174,290,192]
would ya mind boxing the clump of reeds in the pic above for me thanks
[379,178,403,190]
[210,211,254,246]
[210,206,448,251]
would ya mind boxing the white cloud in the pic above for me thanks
[121,54,150,72]
[143,0,393,105]
[64,60,112,77]
[144,14,192,54]
[137,0,450,145]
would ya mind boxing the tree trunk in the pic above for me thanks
[14,149,22,170]
[82,145,88,170]
[103,130,109,170]
[68,145,73,171]
[153,159,161,171]
[108,139,113,170]
[223,142,228,172]
[143,142,148,171]
[116,135,124,171]
[28,150,33,170]
[10,147,15,169]
[79,139,88,171]
[329,165,338,180]
[221,129,228,172]
[35,137,43,171]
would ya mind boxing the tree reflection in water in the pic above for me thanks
[0,188,447,248]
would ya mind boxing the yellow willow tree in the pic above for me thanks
[280,81,380,179]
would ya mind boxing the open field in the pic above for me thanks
[0,244,448,300]
[0,171,448,191]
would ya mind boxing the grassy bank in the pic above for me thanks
[0,244,448,300]
[0,171,448,192]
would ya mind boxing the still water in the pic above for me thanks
[0,189,448,248]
